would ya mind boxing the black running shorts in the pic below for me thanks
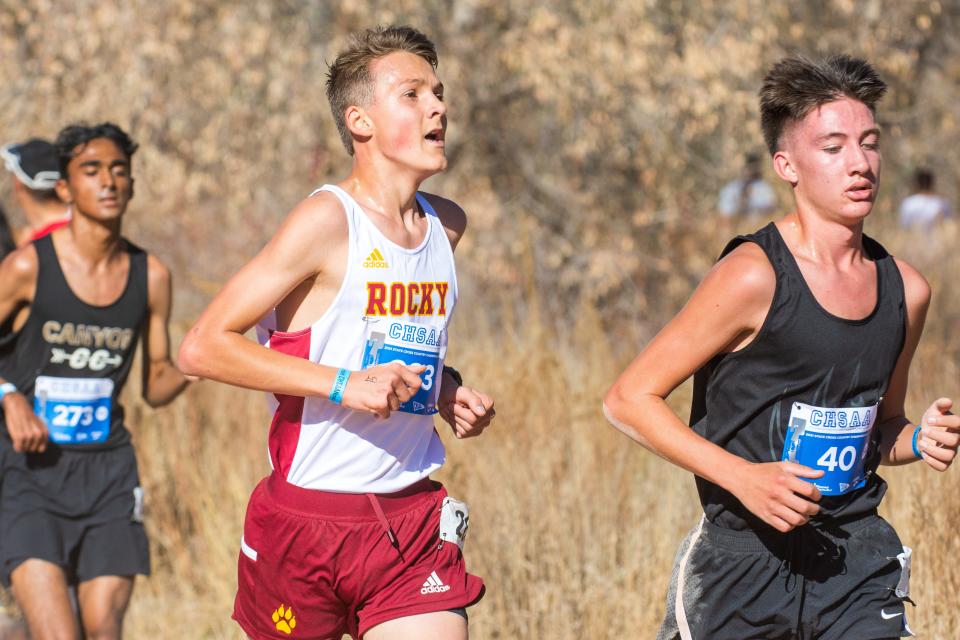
[0,442,149,587]
[658,513,913,639]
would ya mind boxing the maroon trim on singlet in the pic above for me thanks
[30,217,70,241]
[265,327,312,478]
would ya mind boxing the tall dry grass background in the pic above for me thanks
[1,1,960,638]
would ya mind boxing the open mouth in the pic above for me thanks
[846,184,874,201]
[424,129,445,144]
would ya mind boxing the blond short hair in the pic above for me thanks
[326,25,438,155]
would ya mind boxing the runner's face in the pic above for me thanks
[59,138,133,221]
[365,51,447,175]
[782,97,881,222]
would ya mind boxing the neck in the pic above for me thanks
[779,210,864,267]
[67,213,123,263]
[25,201,69,230]
[340,153,429,222]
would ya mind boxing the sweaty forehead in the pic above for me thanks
[800,98,876,135]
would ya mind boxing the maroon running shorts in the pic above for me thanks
[233,473,485,639]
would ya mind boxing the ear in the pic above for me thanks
[772,150,798,186]
[345,105,373,141]
[54,178,73,204]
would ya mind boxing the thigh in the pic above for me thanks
[10,558,80,640]
[76,575,134,638]
[363,609,467,640]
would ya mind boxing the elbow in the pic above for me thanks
[142,394,167,410]
[602,384,627,425]
[177,330,205,378]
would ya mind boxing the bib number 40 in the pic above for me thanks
[816,445,858,473]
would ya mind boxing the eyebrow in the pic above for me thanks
[815,128,881,142]
[398,78,443,91]
[77,158,128,168]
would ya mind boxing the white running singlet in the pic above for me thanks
[257,184,457,493]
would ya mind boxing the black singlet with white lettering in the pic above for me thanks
[0,234,147,450]
[690,223,905,531]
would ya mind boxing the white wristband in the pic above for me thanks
[0,382,17,401]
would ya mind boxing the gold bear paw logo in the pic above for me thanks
[271,604,297,635]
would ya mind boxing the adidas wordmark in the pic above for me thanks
[363,248,389,268]
[421,571,451,595]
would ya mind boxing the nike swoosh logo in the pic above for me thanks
[881,609,903,620]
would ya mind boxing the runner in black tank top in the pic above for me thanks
[0,233,147,450]
[691,223,904,532]
[0,123,192,639]
[604,55,960,639]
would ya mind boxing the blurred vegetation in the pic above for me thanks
[2,0,958,328]
[1,1,959,638]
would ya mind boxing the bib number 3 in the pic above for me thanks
[439,496,470,550]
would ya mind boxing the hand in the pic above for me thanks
[729,461,823,533]
[438,384,495,439]
[916,397,960,472]
[341,363,425,419]
[3,392,48,453]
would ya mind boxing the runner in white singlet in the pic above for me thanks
[180,26,495,640]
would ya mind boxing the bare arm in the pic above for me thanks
[603,242,823,532]
[0,245,49,452]
[178,193,425,418]
[420,193,497,437]
[878,259,960,468]
[140,255,190,407]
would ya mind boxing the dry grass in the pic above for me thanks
[119,218,960,639]
[1,1,959,638]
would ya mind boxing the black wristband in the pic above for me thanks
[443,365,463,387]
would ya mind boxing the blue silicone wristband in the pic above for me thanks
[0,382,17,401]
[329,368,350,404]
[911,425,923,459]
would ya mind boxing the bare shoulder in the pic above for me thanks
[893,257,931,311]
[273,190,349,248]
[145,253,172,298]
[419,191,466,248]
[702,241,776,304]
[0,243,39,290]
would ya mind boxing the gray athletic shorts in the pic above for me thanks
[0,442,149,587]
[659,513,913,640]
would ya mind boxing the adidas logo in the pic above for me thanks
[420,571,451,595]
[363,248,389,269]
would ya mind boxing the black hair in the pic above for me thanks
[913,168,934,192]
[759,54,887,155]
[54,122,138,176]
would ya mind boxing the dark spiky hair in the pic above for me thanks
[55,122,138,176]
[759,54,887,154]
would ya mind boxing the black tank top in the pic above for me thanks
[691,223,905,531]
[0,234,148,450]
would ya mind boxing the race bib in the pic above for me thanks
[781,401,877,496]
[361,320,444,415]
[34,376,114,444]
[439,496,470,549]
